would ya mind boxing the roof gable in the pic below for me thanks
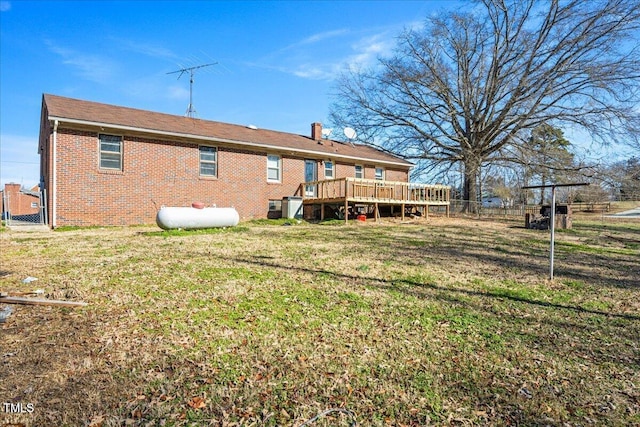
[43,94,412,168]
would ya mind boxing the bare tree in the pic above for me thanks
[330,0,640,211]
[600,156,640,200]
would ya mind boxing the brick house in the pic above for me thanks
[1,183,41,220]
[38,94,419,227]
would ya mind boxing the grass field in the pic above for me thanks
[1,217,638,426]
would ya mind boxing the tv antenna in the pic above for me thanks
[167,62,217,118]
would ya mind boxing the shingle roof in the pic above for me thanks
[43,94,412,168]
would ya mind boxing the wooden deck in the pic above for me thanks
[297,178,450,222]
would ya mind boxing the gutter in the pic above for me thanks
[48,116,413,169]
[52,120,58,228]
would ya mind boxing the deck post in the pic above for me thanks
[375,202,380,222]
[321,203,325,220]
[401,204,405,221]
[344,199,348,225]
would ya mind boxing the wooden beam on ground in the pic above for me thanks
[0,296,88,307]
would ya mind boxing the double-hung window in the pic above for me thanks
[355,165,364,179]
[375,167,385,180]
[99,134,123,170]
[267,154,281,182]
[199,146,218,177]
[324,160,334,179]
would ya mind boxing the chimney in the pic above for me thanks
[311,122,322,141]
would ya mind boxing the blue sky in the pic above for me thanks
[0,0,461,188]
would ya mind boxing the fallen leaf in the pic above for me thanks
[88,414,104,427]
[187,396,207,409]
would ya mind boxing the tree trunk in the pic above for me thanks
[538,174,547,205]
[463,159,480,213]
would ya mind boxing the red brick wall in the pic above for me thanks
[383,168,408,182]
[332,161,408,182]
[2,183,39,216]
[46,127,409,226]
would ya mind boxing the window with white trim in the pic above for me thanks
[99,134,122,170]
[355,165,364,179]
[375,167,385,180]
[267,154,281,182]
[324,160,334,179]
[199,146,218,177]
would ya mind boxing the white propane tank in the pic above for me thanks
[156,205,240,230]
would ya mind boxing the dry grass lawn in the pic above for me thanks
[0,217,639,426]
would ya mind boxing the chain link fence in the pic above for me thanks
[2,189,47,227]
[427,199,638,223]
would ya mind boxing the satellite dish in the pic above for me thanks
[321,128,333,138]
[343,127,357,140]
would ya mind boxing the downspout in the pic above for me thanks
[52,120,58,228]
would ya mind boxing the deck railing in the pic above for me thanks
[299,178,450,205]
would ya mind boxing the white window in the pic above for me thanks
[355,165,364,179]
[375,167,385,180]
[199,146,218,177]
[99,134,122,170]
[267,154,281,182]
[324,160,334,179]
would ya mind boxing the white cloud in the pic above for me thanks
[45,40,118,84]
[345,33,394,70]
[111,37,178,60]
[269,29,351,57]
[292,64,335,81]
[285,32,394,80]
[0,1,10,12]
[251,21,405,82]
[286,29,350,50]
